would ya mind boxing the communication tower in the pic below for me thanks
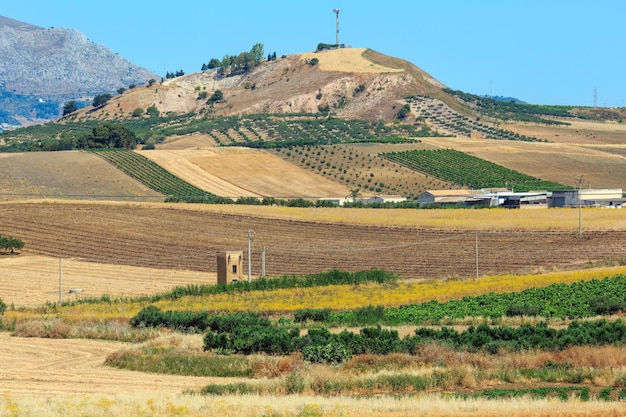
[333,8,341,46]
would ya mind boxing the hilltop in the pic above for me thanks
[0,15,158,129]
[66,47,456,122]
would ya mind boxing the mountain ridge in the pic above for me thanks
[0,15,158,128]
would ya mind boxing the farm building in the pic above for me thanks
[551,189,624,208]
[216,251,243,284]
[417,190,490,207]
[418,189,550,208]
[361,195,406,205]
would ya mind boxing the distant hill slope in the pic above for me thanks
[0,15,158,129]
[68,48,457,123]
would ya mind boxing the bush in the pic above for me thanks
[589,296,625,315]
[302,342,351,364]
[0,298,6,315]
[130,306,209,332]
[506,303,543,317]
[294,308,332,323]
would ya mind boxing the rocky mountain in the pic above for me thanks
[0,15,158,129]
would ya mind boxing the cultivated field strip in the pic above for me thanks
[2,203,626,280]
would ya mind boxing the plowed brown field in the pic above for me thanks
[2,201,626,309]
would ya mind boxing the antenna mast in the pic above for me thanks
[333,8,341,46]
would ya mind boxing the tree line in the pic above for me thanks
[202,43,272,77]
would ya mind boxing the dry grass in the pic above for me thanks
[188,204,626,231]
[299,48,405,74]
[0,254,216,307]
[3,392,625,417]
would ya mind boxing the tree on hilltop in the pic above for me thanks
[92,93,112,108]
[62,101,78,116]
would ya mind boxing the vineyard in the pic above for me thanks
[382,148,568,191]
[90,149,215,200]
[329,274,626,326]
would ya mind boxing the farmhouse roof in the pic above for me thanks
[425,190,478,197]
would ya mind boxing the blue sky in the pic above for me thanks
[3,1,625,107]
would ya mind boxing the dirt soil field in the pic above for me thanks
[2,201,626,308]
[138,147,349,198]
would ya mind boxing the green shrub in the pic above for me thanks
[285,372,305,394]
[302,342,351,364]
[0,298,6,315]
[589,296,625,315]
[294,308,332,323]
[506,303,543,317]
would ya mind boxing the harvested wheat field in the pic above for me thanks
[138,147,349,198]
[0,254,215,307]
[0,333,241,398]
[0,151,162,202]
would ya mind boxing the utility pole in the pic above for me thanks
[247,230,253,282]
[577,174,584,237]
[262,247,266,277]
[59,258,63,304]
[475,235,479,279]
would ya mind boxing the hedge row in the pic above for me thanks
[152,269,398,302]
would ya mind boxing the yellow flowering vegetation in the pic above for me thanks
[6,265,626,323]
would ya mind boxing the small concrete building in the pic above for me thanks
[216,251,243,284]
[551,189,623,208]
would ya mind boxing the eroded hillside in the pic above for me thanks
[66,48,451,123]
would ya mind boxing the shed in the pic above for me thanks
[216,251,243,284]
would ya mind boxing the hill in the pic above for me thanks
[65,48,452,123]
[0,15,158,129]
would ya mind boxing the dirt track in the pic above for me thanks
[2,202,626,285]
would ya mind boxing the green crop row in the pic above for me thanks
[325,275,626,326]
[90,149,216,199]
[381,148,567,191]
